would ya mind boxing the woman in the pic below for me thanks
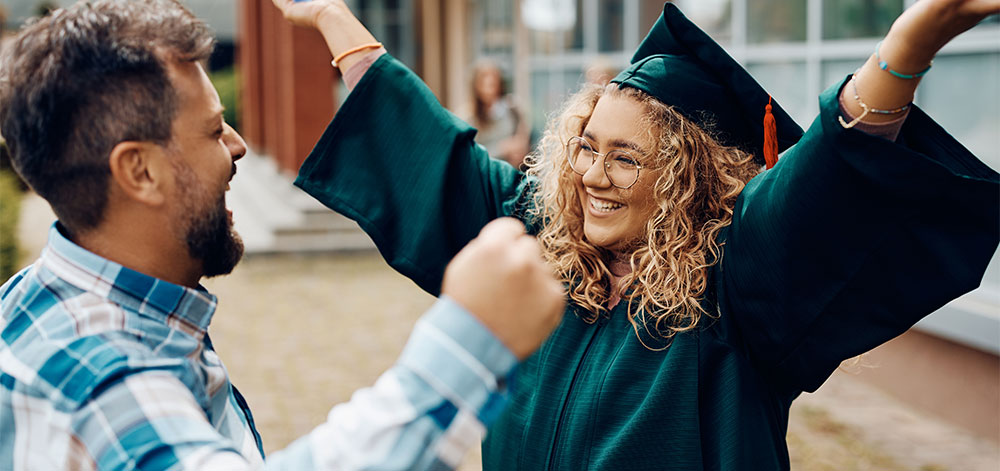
[461,60,530,168]
[273,0,1000,469]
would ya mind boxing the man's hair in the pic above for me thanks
[0,0,215,233]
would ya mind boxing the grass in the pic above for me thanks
[0,168,22,281]
[209,66,241,133]
[788,404,907,471]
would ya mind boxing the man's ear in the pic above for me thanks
[107,141,170,206]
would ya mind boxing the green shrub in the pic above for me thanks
[209,66,241,132]
[0,169,21,280]
[0,139,27,191]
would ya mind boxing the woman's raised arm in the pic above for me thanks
[721,0,1000,393]
[268,0,531,296]
[844,0,999,124]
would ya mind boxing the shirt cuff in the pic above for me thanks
[396,296,518,425]
[342,48,387,92]
[838,85,909,142]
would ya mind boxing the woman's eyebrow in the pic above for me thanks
[608,138,644,154]
[583,130,645,155]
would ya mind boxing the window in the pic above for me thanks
[918,53,1000,170]
[479,0,516,57]
[823,0,903,39]
[675,0,731,43]
[747,0,806,44]
[747,61,810,125]
[351,0,415,68]
[598,0,625,52]
[468,0,999,170]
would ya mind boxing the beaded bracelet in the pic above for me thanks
[838,74,911,129]
[875,41,932,79]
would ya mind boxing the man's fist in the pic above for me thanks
[442,218,565,360]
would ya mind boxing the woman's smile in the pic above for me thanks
[588,194,625,215]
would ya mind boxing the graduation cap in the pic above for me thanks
[611,3,803,168]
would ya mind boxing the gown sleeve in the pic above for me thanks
[294,54,534,295]
[719,76,1000,394]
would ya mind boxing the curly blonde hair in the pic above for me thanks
[525,83,760,349]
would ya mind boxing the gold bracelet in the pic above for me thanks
[838,74,911,129]
[331,42,383,68]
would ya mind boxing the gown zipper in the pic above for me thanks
[544,315,606,470]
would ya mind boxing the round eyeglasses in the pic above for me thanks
[566,136,643,189]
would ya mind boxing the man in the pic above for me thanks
[0,1,564,469]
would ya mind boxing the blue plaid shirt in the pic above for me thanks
[0,224,516,470]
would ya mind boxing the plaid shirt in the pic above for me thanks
[0,224,516,470]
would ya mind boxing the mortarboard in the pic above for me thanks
[611,3,804,168]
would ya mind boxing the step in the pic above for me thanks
[228,150,375,253]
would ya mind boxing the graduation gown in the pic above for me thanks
[295,54,1000,470]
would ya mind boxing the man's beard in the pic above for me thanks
[174,162,244,278]
[186,193,243,277]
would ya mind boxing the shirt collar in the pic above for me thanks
[41,223,218,335]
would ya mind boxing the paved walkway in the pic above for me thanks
[14,193,1000,470]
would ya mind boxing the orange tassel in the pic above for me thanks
[762,96,779,169]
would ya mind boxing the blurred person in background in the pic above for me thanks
[461,60,530,168]
[273,0,1000,469]
[0,0,564,469]
[0,5,7,40]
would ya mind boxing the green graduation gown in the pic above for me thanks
[295,54,1000,470]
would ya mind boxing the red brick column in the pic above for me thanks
[237,0,263,147]
[239,0,338,174]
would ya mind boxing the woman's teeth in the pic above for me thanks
[591,197,623,212]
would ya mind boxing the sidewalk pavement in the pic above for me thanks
[15,192,1000,471]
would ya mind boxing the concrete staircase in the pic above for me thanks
[227,151,376,254]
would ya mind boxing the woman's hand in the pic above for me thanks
[270,0,344,30]
[886,0,1000,69]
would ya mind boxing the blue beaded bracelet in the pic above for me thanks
[875,41,932,79]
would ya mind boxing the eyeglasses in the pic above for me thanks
[565,136,643,189]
